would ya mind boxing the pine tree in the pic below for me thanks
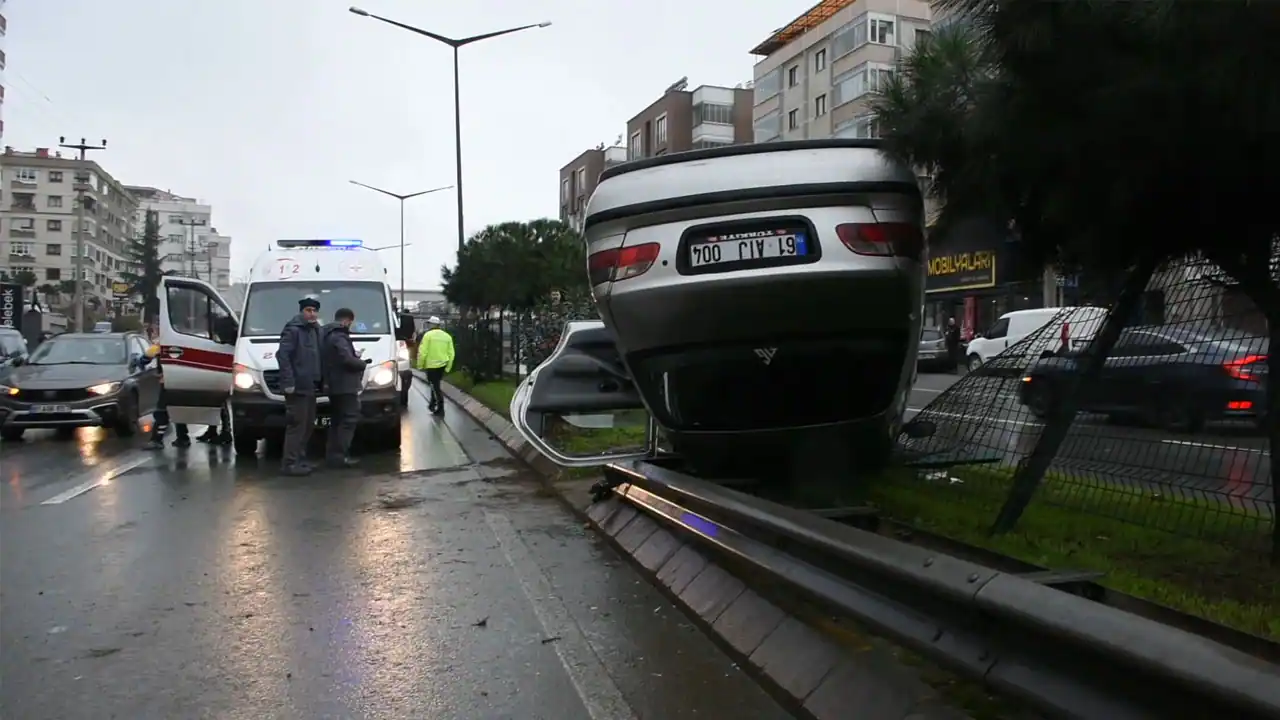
[121,209,164,323]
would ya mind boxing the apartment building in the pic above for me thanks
[125,186,233,291]
[626,79,754,160]
[1,0,8,142]
[749,0,933,142]
[0,147,138,304]
[558,145,626,232]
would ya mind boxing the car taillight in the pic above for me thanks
[586,242,661,285]
[834,223,924,261]
[1224,354,1266,380]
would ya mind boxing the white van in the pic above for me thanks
[154,239,411,455]
[965,306,1108,372]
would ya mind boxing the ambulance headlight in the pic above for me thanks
[368,361,396,388]
[233,364,258,391]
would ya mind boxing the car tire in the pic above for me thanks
[1156,404,1204,434]
[1,427,25,441]
[967,354,984,373]
[114,392,139,437]
[1024,382,1055,419]
[233,432,259,456]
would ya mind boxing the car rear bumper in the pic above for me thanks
[230,388,399,431]
[0,395,124,428]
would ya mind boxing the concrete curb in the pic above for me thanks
[436,374,973,720]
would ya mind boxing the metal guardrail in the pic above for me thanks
[601,460,1280,720]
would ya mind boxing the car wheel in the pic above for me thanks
[1,427,25,441]
[233,432,259,456]
[967,354,984,373]
[1024,382,1055,419]
[1156,404,1204,433]
[114,392,139,437]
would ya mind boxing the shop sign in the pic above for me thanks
[926,250,997,293]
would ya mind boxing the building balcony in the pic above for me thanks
[7,228,35,238]
[691,122,736,144]
[9,180,36,190]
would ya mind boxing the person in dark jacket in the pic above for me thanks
[321,307,367,467]
[277,297,323,475]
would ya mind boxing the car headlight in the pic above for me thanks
[232,363,258,391]
[1,384,17,396]
[396,340,410,362]
[368,361,396,388]
[87,381,122,396]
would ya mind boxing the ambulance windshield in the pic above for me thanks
[242,281,390,336]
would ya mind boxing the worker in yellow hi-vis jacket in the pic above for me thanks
[415,316,455,416]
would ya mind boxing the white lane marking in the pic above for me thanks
[484,511,638,720]
[40,454,153,505]
[1161,439,1269,456]
[906,407,1039,428]
[913,387,943,393]
[906,407,1270,456]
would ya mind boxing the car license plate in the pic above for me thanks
[33,404,71,414]
[689,230,808,269]
[316,416,332,428]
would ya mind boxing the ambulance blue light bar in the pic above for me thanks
[276,239,364,248]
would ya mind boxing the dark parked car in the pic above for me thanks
[1018,326,1268,432]
[0,328,27,369]
[917,327,955,372]
[0,332,162,441]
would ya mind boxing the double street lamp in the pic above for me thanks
[348,180,452,307]
[348,7,551,251]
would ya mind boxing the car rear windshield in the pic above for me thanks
[921,329,942,341]
[28,337,126,365]
[242,281,390,336]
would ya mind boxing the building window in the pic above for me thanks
[10,242,34,256]
[835,114,881,139]
[48,171,64,183]
[788,108,800,130]
[47,219,62,231]
[46,268,61,281]
[691,139,734,150]
[915,28,932,46]
[870,17,896,45]
[753,68,781,104]
[46,244,62,255]
[10,266,35,277]
[815,94,828,117]
[753,110,782,142]
[628,131,642,160]
[575,167,586,193]
[694,102,734,125]
[832,63,895,107]
[168,215,184,224]
[14,168,37,182]
[11,217,35,231]
[815,49,827,72]
[561,177,570,202]
[47,195,63,208]
[831,15,870,58]
[787,65,800,87]
[655,113,668,145]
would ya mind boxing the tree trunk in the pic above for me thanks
[991,252,1161,534]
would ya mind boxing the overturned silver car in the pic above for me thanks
[511,140,926,481]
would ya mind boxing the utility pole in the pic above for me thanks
[176,216,206,280]
[58,137,107,332]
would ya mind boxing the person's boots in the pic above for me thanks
[173,435,191,448]
[196,428,218,443]
[281,464,312,477]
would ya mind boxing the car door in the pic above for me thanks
[128,335,162,411]
[509,320,654,468]
[157,276,236,425]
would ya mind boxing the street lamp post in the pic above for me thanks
[348,180,451,307]
[349,7,550,251]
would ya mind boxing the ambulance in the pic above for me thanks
[154,239,413,456]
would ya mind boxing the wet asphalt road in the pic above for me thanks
[0,386,797,720]
[908,373,1272,512]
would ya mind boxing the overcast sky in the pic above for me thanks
[3,0,810,289]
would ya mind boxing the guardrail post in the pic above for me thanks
[991,254,1160,535]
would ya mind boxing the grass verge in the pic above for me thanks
[446,372,1279,640]
[869,465,1279,640]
